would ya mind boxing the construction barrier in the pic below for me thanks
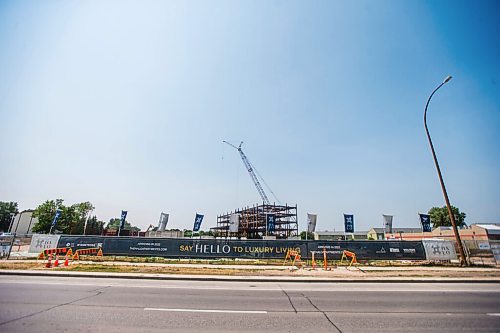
[38,247,70,259]
[322,247,332,270]
[73,247,103,260]
[283,249,302,267]
[56,236,427,260]
[311,251,316,270]
[340,250,357,267]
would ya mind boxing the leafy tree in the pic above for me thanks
[428,205,467,228]
[0,201,18,232]
[84,216,105,235]
[60,202,93,235]
[106,218,140,232]
[32,199,94,234]
[300,231,315,240]
[32,199,64,233]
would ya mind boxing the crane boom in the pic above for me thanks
[223,141,271,205]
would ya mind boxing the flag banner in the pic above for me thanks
[120,210,128,229]
[266,214,275,232]
[229,214,240,233]
[419,214,432,232]
[307,213,317,233]
[51,210,61,227]
[193,213,204,232]
[344,214,354,233]
[159,213,169,231]
[383,214,393,233]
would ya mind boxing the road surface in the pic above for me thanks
[0,275,499,332]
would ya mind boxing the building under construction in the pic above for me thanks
[212,203,298,239]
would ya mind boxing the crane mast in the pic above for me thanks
[223,141,271,205]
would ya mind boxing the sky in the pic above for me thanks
[0,0,499,232]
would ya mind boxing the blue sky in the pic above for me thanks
[1,0,499,231]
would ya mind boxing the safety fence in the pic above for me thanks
[54,236,428,260]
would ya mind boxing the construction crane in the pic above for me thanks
[223,140,279,205]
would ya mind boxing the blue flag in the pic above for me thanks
[120,210,128,229]
[51,210,61,227]
[419,214,432,232]
[266,214,275,232]
[344,214,354,233]
[193,213,204,232]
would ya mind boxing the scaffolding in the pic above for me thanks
[212,203,298,239]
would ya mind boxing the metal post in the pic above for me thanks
[8,213,16,233]
[424,75,468,266]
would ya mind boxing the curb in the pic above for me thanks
[1,270,499,283]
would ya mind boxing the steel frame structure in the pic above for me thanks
[212,203,298,239]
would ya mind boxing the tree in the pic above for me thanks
[32,199,64,233]
[84,216,105,235]
[106,218,140,232]
[428,205,467,228]
[300,231,315,240]
[60,202,93,235]
[0,201,18,232]
[32,199,94,234]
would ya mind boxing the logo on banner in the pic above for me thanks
[344,214,354,233]
[193,213,204,232]
[307,213,317,233]
[120,210,128,229]
[51,210,61,227]
[229,214,239,233]
[266,214,275,232]
[383,214,393,233]
[419,214,432,232]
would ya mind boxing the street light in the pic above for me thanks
[424,75,468,266]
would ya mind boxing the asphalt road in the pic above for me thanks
[0,276,499,332]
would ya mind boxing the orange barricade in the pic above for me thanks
[39,247,70,260]
[283,249,302,267]
[73,247,103,260]
[340,250,357,267]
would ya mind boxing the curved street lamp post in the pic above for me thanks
[424,75,468,266]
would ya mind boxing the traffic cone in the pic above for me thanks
[45,254,52,268]
[73,251,79,261]
[38,252,45,260]
[64,257,69,266]
[311,252,316,270]
[97,247,103,257]
[67,248,73,256]
[54,255,59,267]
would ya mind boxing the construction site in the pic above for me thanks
[212,141,299,239]
[212,203,299,239]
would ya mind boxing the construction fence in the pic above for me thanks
[2,234,499,265]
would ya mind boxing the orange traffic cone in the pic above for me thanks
[45,254,52,268]
[311,252,316,270]
[54,255,59,267]
[64,257,69,266]
[73,251,79,261]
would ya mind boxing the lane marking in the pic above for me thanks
[144,308,267,314]
[487,313,500,316]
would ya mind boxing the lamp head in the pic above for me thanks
[443,75,452,83]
